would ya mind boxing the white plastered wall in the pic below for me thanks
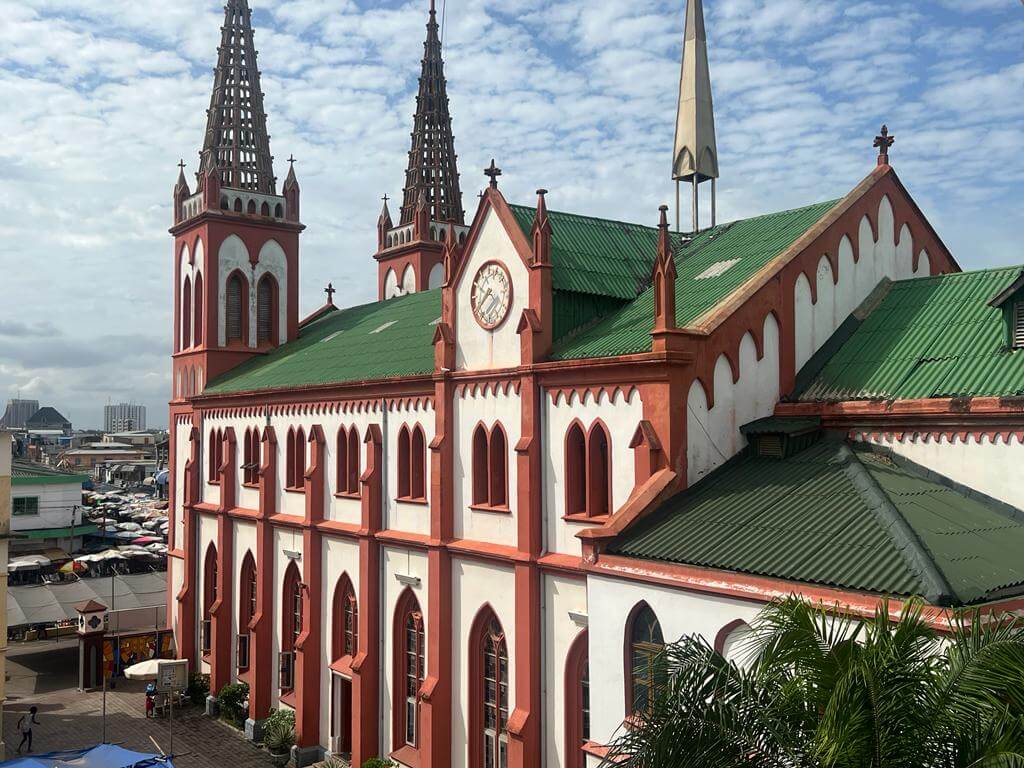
[586,574,761,750]
[455,208,528,371]
[453,385,521,544]
[687,314,781,485]
[196,512,219,674]
[230,520,257,676]
[173,418,191,548]
[427,263,444,290]
[217,235,288,347]
[451,558,517,768]
[794,196,930,372]
[381,545,430,757]
[384,269,399,300]
[272,526,306,711]
[543,574,588,768]
[859,433,1024,510]
[384,399,434,537]
[543,387,643,555]
[401,265,416,295]
[319,534,362,749]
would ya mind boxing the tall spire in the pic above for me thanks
[399,0,464,226]
[199,0,276,195]
[673,0,718,231]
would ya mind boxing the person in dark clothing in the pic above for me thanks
[16,706,40,753]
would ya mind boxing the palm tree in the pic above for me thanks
[607,598,1024,768]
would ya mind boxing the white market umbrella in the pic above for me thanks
[123,659,162,680]
[117,522,143,532]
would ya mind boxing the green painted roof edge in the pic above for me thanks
[13,473,89,487]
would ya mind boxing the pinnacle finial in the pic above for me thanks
[325,283,336,305]
[873,124,894,166]
[485,160,502,189]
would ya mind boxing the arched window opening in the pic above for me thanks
[261,201,270,216]
[226,272,246,344]
[470,609,509,768]
[565,631,590,768]
[332,575,358,662]
[181,276,192,349]
[397,425,411,499]
[394,591,424,749]
[471,425,489,506]
[242,427,261,485]
[286,427,306,491]
[202,544,217,655]
[193,272,204,346]
[274,203,284,218]
[233,197,243,213]
[411,426,426,500]
[628,604,664,715]
[280,561,302,691]
[565,423,586,516]
[247,199,257,215]
[489,425,508,508]
[238,552,257,670]
[256,275,277,346]
[220,195,229,210]
[588,424,611,518]
[347,428,360,493]
[208,428,223,484]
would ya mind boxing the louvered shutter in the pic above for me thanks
[257,278,274,344]
[1014,303,1024,349]
[226,275,243,342]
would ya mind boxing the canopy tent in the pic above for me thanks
[7,573,166,628]
[0,744,174,767]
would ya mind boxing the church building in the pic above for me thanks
[167,0,1024,766]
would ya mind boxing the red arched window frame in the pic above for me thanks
[331,574,358,663]
[471,425,489,506]
[208,428,223,485]
[564,630,590,768]
[286,427,306,491]
[565,422,587,516]
[256,274,278,346]
[393,589,425,753]
[193,271,204,346]
[238,551,257,671]
[397,425,411,499]
[280,561,302,692]
[346,426,360,494]
[468,607,509,768]
[410,426,426,501]
[225,270,249,345]
[202,544,217,656]
[587,422,611,518]
[242,427,261,486]
[625,602,664,715]
[336,426,361,496]
[181,275,192,350]
[488,425,508,509]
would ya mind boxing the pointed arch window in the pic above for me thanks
[397,425,427,502]
[280,561,302,691]
[332,574,358,662]
[470,609,509,768]
[238,552,257,670]
[565,630,590,768]
[242,427,261,486]
[565,421,612,519]
[393,590,425,749]
[285,427,306,491]
[201,544,217,655]
[628,604,665,715]
[256,275,278,346]
[208,428,223,485]
[181,276,193,350]
[226,272,247,344]
[336,426,360,496]
[471,424,508,510]
[193,272,204,346]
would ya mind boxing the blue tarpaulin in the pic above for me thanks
[0,744,174,768]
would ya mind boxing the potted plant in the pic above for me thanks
[263,715,295,767]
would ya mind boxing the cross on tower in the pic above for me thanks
[484,159,502,189]
[382,194,390,205]
[325,283,336,304]
[178,159,186,172]
[287,154,297,169]
[873,125,894,166]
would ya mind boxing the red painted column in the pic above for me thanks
[176,426,201,666]
[509,373,542,767]
[209,429,237,694]
[422,375,455,768]
[352,424,383,767]
[296,426,326,749]
[248,426,278,724]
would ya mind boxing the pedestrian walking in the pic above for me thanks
[15,706,40,753]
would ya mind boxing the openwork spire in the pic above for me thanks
[399,0,464,226]
[199,0,276,194]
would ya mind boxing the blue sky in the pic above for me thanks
[0,0,1021,428]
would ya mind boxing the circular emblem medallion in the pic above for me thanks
[470,261,512,330]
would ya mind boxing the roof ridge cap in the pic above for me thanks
[836,441,954,604]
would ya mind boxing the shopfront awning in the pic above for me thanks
[6,572,167,627]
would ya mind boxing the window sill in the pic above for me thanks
[278,689,297,708]
[390,744,420,768]
[329,656,354,677]
[241,481,260,489]
[206,481,220,487]
[237,667,252,684]
[333,491,362,500]
[396,496,428,506]
[469,503,511,515]
[284,486,305,494]
[563,511,609,524]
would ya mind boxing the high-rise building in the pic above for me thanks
[0,399,40,429]
[104,403,147,432]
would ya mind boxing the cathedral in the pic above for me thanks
[167,0,1024,766]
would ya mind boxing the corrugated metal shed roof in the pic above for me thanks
[546,199,839,360]
[12,460,88,486]
[798,267,1024,401]
[205,290,441,395]
[608,436,1024,606]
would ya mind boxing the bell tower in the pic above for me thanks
[374,0,468,301]
[170,0,304,402]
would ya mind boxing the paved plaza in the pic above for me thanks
[2,640,276,767]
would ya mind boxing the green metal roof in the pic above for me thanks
[797,267,1024,401]
[20,523,99,539]
[609,436,1024,606]
[205,290,441,395]
[548,199,840,360]
[12,460,88,487]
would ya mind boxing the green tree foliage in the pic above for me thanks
[608,598,1024,768]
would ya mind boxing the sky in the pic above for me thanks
[0,0,1021,430]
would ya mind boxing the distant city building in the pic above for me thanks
[9,459,92,554]
[25,407,72,436]
[104,403,147,432]
[0,399,40,429]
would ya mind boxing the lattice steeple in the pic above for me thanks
[399,0,464,226]
[199,0,276,195]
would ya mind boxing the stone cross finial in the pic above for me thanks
[178,159,186,172]
[287,154,297,169]
[382,194,390,204]
[325,283,336,304]
[873,125,894,166]
[484,159,502,189]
